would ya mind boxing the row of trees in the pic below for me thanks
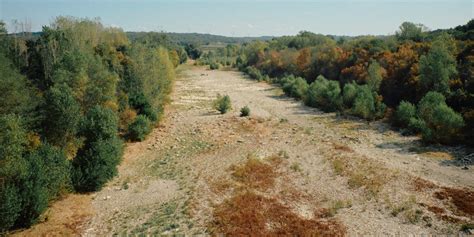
[234,20,473,145]
[0,17,178,232]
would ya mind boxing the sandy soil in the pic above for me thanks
[15,63,473,236]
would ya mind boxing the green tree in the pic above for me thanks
[43,84,81,147]
[72,105,123,192]
[0,115,28,231]
[80,105,118,141]
[0,21,7,35]
[366,61,383,92]
[342,82,358,108]
[396,22,427,42]
[419,34,457,96]
[0,52,38,123]
[72,137,123,192]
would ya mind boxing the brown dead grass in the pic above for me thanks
[211,191,346,236]
[411,177,437,192]
[333,143,354,153]
[330,154,392,197]
[230,157,277,191]
[12,194,93,237]
[434,187,474,216]
[412,177,473,222]
[421,151,454,160]
[210,154,346,236]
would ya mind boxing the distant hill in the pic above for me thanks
[127,32,274,45]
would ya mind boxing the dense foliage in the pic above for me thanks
[0,17,178,232]
[233,20,472,145]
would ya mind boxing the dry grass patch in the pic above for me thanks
[210,191,346,236]
[411,177,437,192]
[209,153,346,236]
[333,143,354,153]
[12,194,93,237]
[330,154,393,197]
[411,177,474,218]
[230,156,277,191]
[434,187,474,216]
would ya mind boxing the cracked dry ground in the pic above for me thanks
[16,64,473,236]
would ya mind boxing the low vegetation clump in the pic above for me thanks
[231,157,276,190]
[280,75,309,100]
[212,154,346,236]
[394,101,417,128]
[213,94,232,114]
[395,92,464,144]
[245,66,265,81]
[211,191,346,236]
[351,85,386,120]
[305,75,342,112]
[240,106,250,117]
[434,187,474,216]
[209,62,220,70]
[127,115,152,141]
[330,153,392,197]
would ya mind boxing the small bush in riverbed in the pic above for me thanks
[213,94,232,114]
[127,115,152,141]
[240,106,250,117]
[210,62,220,70]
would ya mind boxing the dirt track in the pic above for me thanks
[16,64,473,236]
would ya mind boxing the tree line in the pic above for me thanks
[0,17,180,232]
[232,20,473,145]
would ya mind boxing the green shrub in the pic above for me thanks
[408,117,428,134]
[0,183,21,231]
[352,85,386,120]
[342,82,358,108]
[128,115,152,141]
[240,106,250,117]
[394,101,416,127]
[0,115,28,231]
[28,144,71,199]
[213,94,232,114]
[0,116,60,229]
[417,91,445,122]
[305,75,342,112]
[72,137,123,192]
[281,75,309,100]
[209,62,220,70]
[416,92,464,143]
[129,92,158,122]
[245,66,263,81]
[73,105,123,192]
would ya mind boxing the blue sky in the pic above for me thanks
[0,0,472,36]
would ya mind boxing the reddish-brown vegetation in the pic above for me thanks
[435,187,474,216]
[210,156,346,236]
[230,157,277,190]
[211,191,346,236]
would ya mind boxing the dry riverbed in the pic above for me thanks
[14,63,473,236]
